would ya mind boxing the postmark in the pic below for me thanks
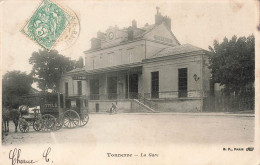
[21,0,73,50]
[54,7,81,51]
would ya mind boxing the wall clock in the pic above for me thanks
[108,32,114,40]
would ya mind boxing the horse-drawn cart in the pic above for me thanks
[19,92,89,133]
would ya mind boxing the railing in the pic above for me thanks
[107,93,118,100]
[87,92,158,111]
[137,93,158,111]
[71,90,204,101]
[66,90,254,112]
[89,92,140,100]
[89,93,119,100]
[127,92,139,99]
[89,94,100,100]
[144,90,204,99]
[66,94,86,98]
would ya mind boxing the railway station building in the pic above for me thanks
[58,8,211,113]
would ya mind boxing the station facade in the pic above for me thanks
[58,8,211,113]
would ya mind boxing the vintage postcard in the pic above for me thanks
[0,0,259,164]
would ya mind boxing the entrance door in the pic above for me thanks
[90,79,99,100]
[107,77,117,99]
[129,74,138,99]
[77,81,82,96]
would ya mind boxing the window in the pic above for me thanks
[90,79,99,100]
[60,94,64,108]
[66,100,71,109]
[76,99,81,108]
[77,81,82,96]
[127,48,134,63]
[65,82,68,96]
[129,74,138,99]
[108,52,115,66]
[178,68,188,97]
[125,75,129,99]
[151,71,159,98]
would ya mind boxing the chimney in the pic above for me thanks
[163,16,171,30]
[155,7,172,29]
[127,26,134,40]
[132,20,137,28]
[97,31,105,39]
[91,38,101,49]
[155,6,163,25]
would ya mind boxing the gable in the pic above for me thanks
[147,44,204,60]
[143,23,180,46]
[101,27,128,48]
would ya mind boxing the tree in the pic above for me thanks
[29,49,82,91]
[208,35,254,95]
[76,56,84,68]
[2,71,33,108]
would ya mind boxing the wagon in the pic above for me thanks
[19,92,89,133]
[18,107,43,132]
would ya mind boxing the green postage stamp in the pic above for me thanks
[21,0,72,50]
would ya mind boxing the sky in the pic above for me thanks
[0,0,256,75]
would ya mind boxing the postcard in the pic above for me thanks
[0,0,259,164]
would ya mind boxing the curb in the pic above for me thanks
[89,112,255,117]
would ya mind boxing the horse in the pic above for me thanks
[2,107,20,133]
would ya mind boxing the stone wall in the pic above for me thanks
[153,98,202,112]
[88,98,202,113]
[88,100,132,113]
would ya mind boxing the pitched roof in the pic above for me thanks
[118,24,156,39]
[138,24,156,36]
[147,44,204,59]
[67,67,85,74]
[138,22,180,45]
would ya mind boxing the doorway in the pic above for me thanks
[107,77,117,99]
[90,79,99,100]
[129,74,138,99]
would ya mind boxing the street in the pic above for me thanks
[2,113,254,145]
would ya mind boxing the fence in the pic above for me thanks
[144,90,203,99]
[203,90,254,112]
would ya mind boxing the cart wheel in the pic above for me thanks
[63,110,80,128]
[55,117,63,131]
[33,119,42,131]
[79,113,89,127]
[41,114,56,132]
[19,121,29,133]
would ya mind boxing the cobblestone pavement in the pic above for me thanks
[2,113,254,145]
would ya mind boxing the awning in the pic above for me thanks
[66,95,88,100]
[67,62,143,77]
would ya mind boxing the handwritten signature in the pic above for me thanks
[9,147,52,165]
